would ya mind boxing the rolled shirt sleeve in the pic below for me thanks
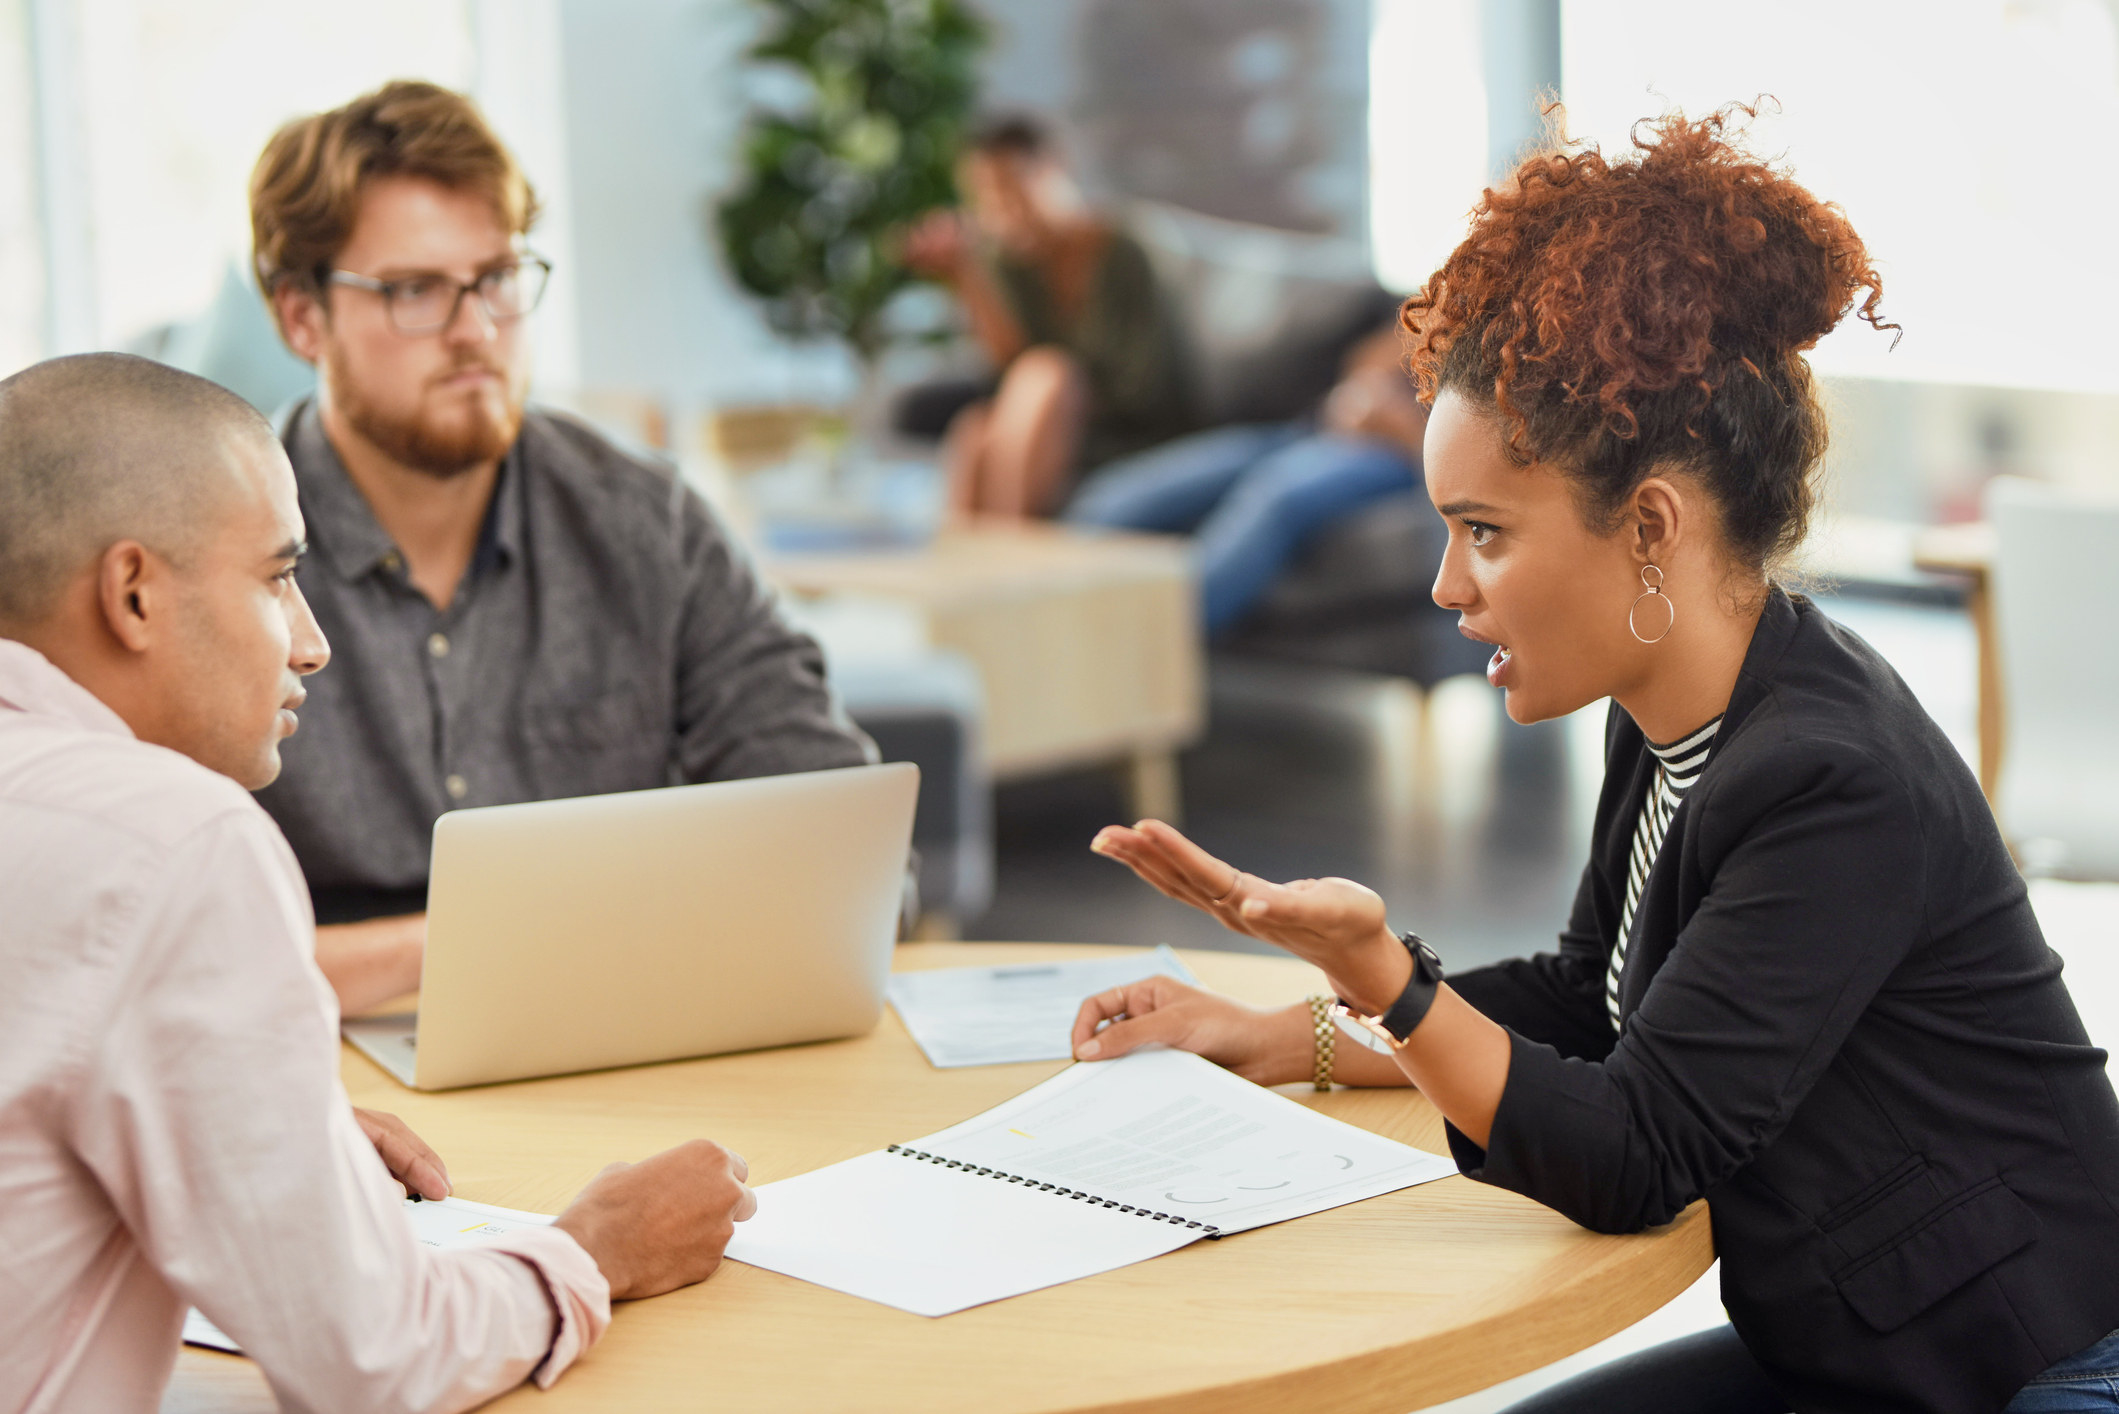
[64,808,609,1414]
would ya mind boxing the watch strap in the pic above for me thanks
[1369,933,1445,1043]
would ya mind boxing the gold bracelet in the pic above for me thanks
[1308,994,1336,1091]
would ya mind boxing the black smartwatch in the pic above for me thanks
[1337,933,1445,1050]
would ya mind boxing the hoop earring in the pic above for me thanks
[1629,564,1674,644]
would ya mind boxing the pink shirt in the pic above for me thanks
[0,641,610,1414]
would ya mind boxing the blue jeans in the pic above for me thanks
[1063,422,1419,635]
[2008,1328,2119,1410]
[1498,1324,2119,1412]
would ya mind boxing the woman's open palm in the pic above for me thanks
[1089,819,1391,985]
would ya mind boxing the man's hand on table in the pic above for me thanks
[355,1107,452,1200]
[555,1141,758,1300]
[317,914,427,1016]
[352,1110,763,1300]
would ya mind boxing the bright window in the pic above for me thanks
[59,0,478,354]
[1561,0,2119,392]
[1368,0,1490,294]
[0,0,41,374]
[11,0,578,390]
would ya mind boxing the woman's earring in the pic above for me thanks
[1629,564,1674,644]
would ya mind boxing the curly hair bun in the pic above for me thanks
[1403,102,1895,573]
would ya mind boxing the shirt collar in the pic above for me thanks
[1644,715,1723,765]
[471,442,522,577]
[0,639,136,739]
[284,398,522,585]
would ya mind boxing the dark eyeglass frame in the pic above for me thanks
[325,255,553,335]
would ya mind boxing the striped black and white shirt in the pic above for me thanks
[1606,716,1723,1031]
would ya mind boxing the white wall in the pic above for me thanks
[470,0,580,395]
[553,0,854,430]
[2,0,47,372]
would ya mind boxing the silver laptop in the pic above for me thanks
[342,762,918,1090]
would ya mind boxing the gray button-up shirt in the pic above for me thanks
[257,401,873,922]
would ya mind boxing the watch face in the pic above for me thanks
[1332,1009,1396,1054]
[1334,1003,1408,1051]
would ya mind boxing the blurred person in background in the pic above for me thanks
[900,115,1194,520]
[249,81,874,1016]
[1063,321,1426,636]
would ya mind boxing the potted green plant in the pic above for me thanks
[715,0,986,368]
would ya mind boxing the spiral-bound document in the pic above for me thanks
[725,1047,1457,1316]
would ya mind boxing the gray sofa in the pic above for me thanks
[1126,202,1488,688]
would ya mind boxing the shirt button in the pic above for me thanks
[445,774,469,801]
[381,551,403,574]
[427,632,451,659]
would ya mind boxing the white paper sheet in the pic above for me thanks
[887,944,1197,1067]
[181,1196,555,1355]
[725,1047,1457,1316]
[912,1047,1458,1235]
[723,1149,1202,1317]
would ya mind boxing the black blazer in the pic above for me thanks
[1446,589,2119,1414]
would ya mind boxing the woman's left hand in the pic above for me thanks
[1090,820,1412,1014]
[1069,976,1313,1084]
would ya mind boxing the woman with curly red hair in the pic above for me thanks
[1071,108,2119,1412]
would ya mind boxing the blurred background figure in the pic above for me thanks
[1065,321,1425,637]
[899,116,1194,520]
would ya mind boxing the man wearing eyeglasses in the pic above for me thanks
[250,81,875,1014]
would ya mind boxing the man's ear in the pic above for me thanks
[272,283,327,366]
[95,541,161,653]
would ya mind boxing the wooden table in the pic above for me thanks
[166,943,1712,1414]
[767,526,1205,821]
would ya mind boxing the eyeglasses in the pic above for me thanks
[326,256,552,335]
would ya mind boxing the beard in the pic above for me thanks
[326,348,525,479]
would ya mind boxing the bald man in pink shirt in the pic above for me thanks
[0,354,755,1414]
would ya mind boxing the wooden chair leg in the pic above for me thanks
[1969,575,2004,810]
[1124,749,1183,825]
[1371,677,1430,868]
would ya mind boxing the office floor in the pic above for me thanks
[968,591,2019,1412]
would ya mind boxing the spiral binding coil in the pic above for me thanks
[885,1144,1222,1236]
